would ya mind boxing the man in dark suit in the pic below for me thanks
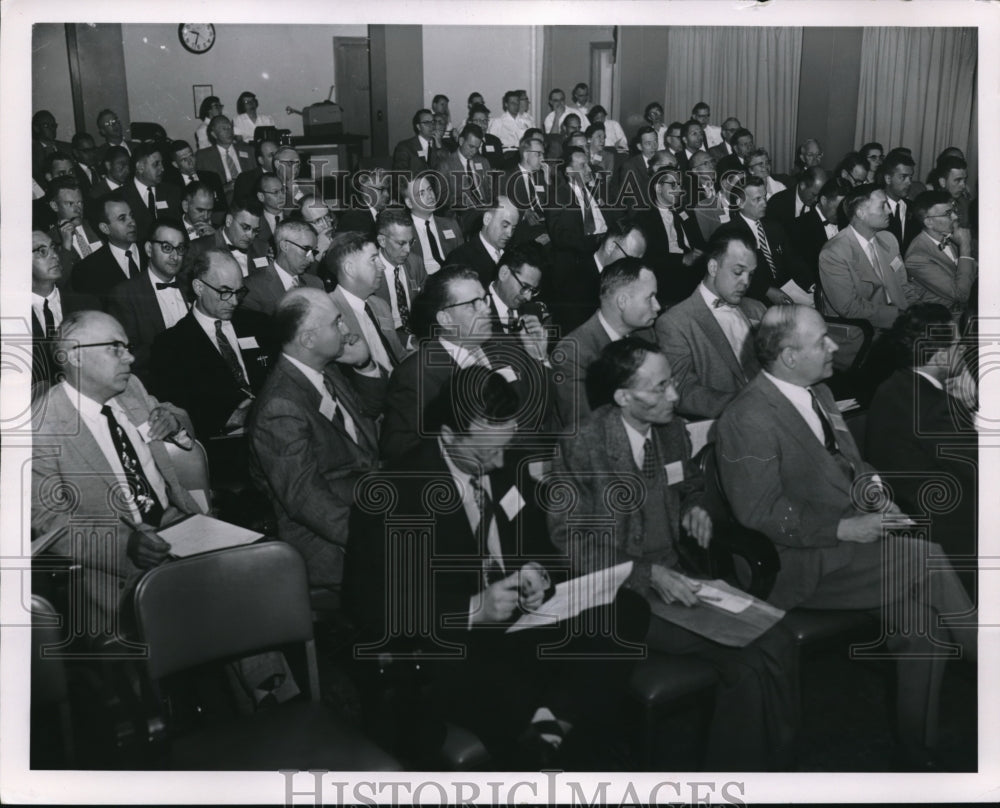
[392,109,437,175]
[242,219,324,316]
[550,258,660,430]
[880,151,917,254]
[545,147,610,274]
[715,176,802,305]
[707,117,741,164]
[434,123,493,237]
[89,146,131,200]
[716,127,754,181]
[678,119,708,174]
[31,110,72,184]
[502,136,550,246]
[717,304,975,766]
[612,126,658,211]
[165,139,226,221]
[150,249,268,442]
[95,108,135,162]
[195,115,254,199]
[247,287,384,591]
[902,191,977,310]
[69,133,100,195]
[372,207,426,345]
[185,197,269,279]
[72,191,148,301]
[445,196,519,287]
[122,143,184,242]
[655,230,765,419]
[338,169,389,237]
[551,337,799,770]
[106,218,191,383]
[402,174,463,275]
[766,167,828,239]
[794,177,850,289]
[46,177,104,277]
[485,242,546,336]
[232,137,278,208]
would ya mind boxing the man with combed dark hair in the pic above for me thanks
[165,139,226,210]
[90,145,132,199]
[933,155,972,229]
[123,142,184,239]
[551,336,799,770]
[401,174,463,275]
[445,196,519,287]
[655,230,765,418]
[717,303,976,768]
[392,109,437,174]
[247,287,384,592]
[487,90,526,151]
[46,176,103,273]
[612,125,659,210]
[433,123,493,236]
[72,190,147,300]
[184,197,269,278]
[880,150,917,252]
[486,242,547,336]
[716,126,754,177]
[467,103,505,169]
[902,190,977,310]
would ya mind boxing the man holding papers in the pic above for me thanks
[32,310,203,638]
[549,337,799,770]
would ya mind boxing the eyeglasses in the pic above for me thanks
[198,279,250,302]
[657,177,680,187]
[508,269,540,297]
[75,340,134,357]
[441,293,490,311]
[32,244,56,258]
[417,119,434,126]
[100,117,120,126]
[926,208,958,219]
[284,239,320,259]
[151,240,188,256]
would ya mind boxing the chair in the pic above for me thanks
[31,595,75,767]
[132,541,400,770]
[814,282,875,376]
[164,438,212,512]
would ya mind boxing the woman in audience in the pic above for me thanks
[233,91,276,143]
[588,105,629,152]
[859,141,884,182]
[194,96,223,150]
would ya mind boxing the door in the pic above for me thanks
[334,37,372,157]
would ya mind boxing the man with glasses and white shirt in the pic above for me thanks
[486,243,546,336]
[242,219,324,316]
[504,136,550,247]
[185,198,269,279]
[393,109,437,174]
[902,190,977,310]
[372,208,427,345]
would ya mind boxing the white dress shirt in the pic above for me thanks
[699,283,750,362]
[412,214,442,275]
[602,118,629,152]
[487,112,523,150]
[273,262,300,292]
[233,112,276,143]
[762,371,826,446]
[339,286,393,373]
[32,288,63,332]
[621,415,653,471]
[192,304,249,381]
[109,242,140,279]
[282,353,359,443]
[438,338,491,370]
[216,144,242,182]
[222,233,249,277]
[489,283,514,333]
[597,310,625,343]
[147,271,188,329]
[569,181,607,236]
[134,177,157,210]
[658,207,684,253]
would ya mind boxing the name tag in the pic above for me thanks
[155,200,169,210]
[890,256,904,272]
[418,150,428,159]
[442,229,456,239]
[678,211,689,221]
[664,461,685,486]
[318,397,336,421]
[253,256,269,268]
[237,336,259,350]
[829,411,849,433]
[237,151,250,161]
[719,212,730,223]
[88,241,102,251]
[535,184,546,192]
[499,486,526,520]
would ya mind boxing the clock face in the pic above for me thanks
[178,24,216,54]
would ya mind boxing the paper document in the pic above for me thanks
[507,561,633,633]
[780,279,816,307]
[689,579,753,613]
[159,514,264,557]
[835,398,860,413]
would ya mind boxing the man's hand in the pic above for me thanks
[765,287,793,305]
[517,314,548,361]
[336,332,371,368]
[650,564,701,606]
[682,248,704,267]
[836,513,887,543]
[147,405,182,441]
[56,219,77,250]
[682,505,713,548]
[472,572,521,623]
[126,524,172,569]
[191,221,216,238]
[953,226,973,256]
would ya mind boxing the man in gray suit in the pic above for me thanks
[655,230,765,419]
[242,219,324,316]
[373,208,426,345]
[902,190,977,310]
[550,257,660,430]
[717,305,976,767]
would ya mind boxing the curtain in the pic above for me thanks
[855,28,977,186]
[665,27,802,175]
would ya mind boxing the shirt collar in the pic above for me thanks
[739,212,761,230]
[914,369,945,391]
[134,177,152,196]
[62,379,124,422]
[32,287,61,306]
[849,225,875,252]
[698,282,725,309]
[597,310,624,342]
[192,303,228,333]
[479,232,501,263]
[489,283,511,320]
[762,370,814,409]
[273,262,297,289]
[438,337,485,370]
[282,353,327,398]
[339,285,367,312]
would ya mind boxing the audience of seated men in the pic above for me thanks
[655,230,765,419]
[685,150,733,240]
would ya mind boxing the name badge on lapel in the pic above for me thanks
[237,336,259,350]
[664,461,685,486]
[890,256,904,272]
[442,229,456,240]
[319,397,336,421]
[253,256,269,268]
[155,200,169,210]
[499,486,525,520]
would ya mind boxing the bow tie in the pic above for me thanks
[713,298,734,309]
[228,244,247,255]
[938,235,953,251]
[155,280,179,290]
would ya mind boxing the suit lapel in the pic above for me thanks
[46,385,113,477]
[690,294,747,382]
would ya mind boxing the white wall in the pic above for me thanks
[32,24,75,133]
[121,23,367,143]
[422,26,541,128]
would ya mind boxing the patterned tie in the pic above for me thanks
[580,184,597,236]
[225,147,240,182]
[74,229,92,258]
[125,248,139,279]
[215,320,248,388]
[808,388,854,480]
[42,298,56,336]
[467,161,484,206]
[755,220,777,279]
[322,374,359,444]
[425,220,445,265]
[101,405,165,526]
[394,266,411,331]
[364,302,398,368]
[147,186,157,220]
[641,437,657,479]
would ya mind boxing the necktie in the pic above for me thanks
[507,307,519,334]
[808,388,854,480]
[394,266,410,331]
[580,184,596,236]
[187,172,199,183]
[866,242,891,303]
[892,203,902,237]
[147,186,157,219]
[467,161,483,206]
[215,319,248,388]
[225,148,240,182]
[364,302,398,368]
[468,474,504,586]
[101,405,165,526]
[641,437,657,479]
[74,229,92,258]
[712,297,732,309]
[125,248,139,279]
[322,374,359,444]
[756,220,777,279]
[938,235,953,252]
[425,220,445,265]
[155,280,179,290]
[527,172,543,216]
[43,298,56,336]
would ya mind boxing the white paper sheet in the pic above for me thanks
[158,514,264,557]
[507,561,633,632]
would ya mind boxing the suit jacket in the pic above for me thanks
[716,373,876,609]
[715,152,746,181]
[88,177,121,200]
[329,285,408,370]
[148,310,270,441]
[247,355,384,587]
[184,228,271,277]
[444,235,499,287]
[765,188,806,237]
[105,270,192,383]
[654,288,765,419]
[72,244,148,301]
[637,206,707,306]
[372,252,427,343]
[612,154,654,210]
[501,166,550,246]
[708,141,733,164]
[232,167,264,208]
[818,226,906,329]
[336,206,380,238]
[902,230,977,309]
[477,133,506,171]
[195,144,255,186]
[545,179,607,258]
[391,136,436,174]
[549,404,703,595]
[794,208,838,288]
[433,149,493,214]
[885,198,917,255]
[31,377,202,626]
[715,215,803,304]
[241,263,324,316]
[409,214,464,265]
[692,197,733,242]
[121,180,184,242]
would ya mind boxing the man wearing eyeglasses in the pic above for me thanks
[151,249,268,441]
[901,190,977,310]
[184,197,269,278]
[612,126,660,211]
[96,107,135,162]
[33,310,202,638]
[486,243,546,336]
[503,136,550,247]
[372,208,427,345]
[402,175,463,275]
[242,219,324,316]
[467,103,505,171]
[708,117,741,165]
[107,218,192,384]
[392,109,437,175]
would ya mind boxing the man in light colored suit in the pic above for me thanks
[247,288,385,590]
[902,190,977,310]
[550,258,660,430]
[717,304,976,767]
[433,123,493,236]
[818,183,908,331]
[195,115,254,199]
[325,232,408,375]
[402,174,463,275]
[707,117,740,164]
[655,231,765,419]
[372,208,426,344]
[242,219,324,316]
[32,310,202,636]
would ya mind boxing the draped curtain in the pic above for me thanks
[665,27,802,175]
[855,28,977,185]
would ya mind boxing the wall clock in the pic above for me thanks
[178,24,216,54]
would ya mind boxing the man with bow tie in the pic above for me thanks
[184,198,269,278]
[656,230,766,419]
[902,190,977,311]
